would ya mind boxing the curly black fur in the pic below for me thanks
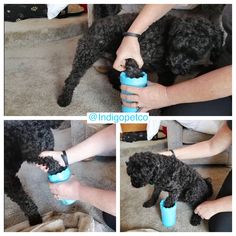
[93,4,122,20]
[57,13,223,107]
[125,58,143,78]
[4,120,65,226]
[126,152,213,226]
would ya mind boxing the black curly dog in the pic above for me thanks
[126,152,213,226]
[4,120,66,226]
[57,13,223,107]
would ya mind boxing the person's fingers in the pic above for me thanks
[122,101,138,108]
[48,182,60,195]
[136,56,144,68]
[113,57,126,71]
[139,107,149,113]
[120,93,139,102]
[147,81,155,86]
[36,164,49,172]
[194,206,200,215]
[53,194,60,200]
[120,85,142,94]
[194,206,204,218]
[39,151,57,159]
[199,214,205,219]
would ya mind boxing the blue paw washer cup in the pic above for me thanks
[160,199,177,227]
[48,167,76,205]
[120,71,147,112]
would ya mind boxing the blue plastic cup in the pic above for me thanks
[120,71,147,112]
[160,199,177,228]
[48,167,76,205]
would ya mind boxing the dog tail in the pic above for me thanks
[204,177,214,198]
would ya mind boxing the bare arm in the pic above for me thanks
[79,185,116,216]
[167,65,232,105]
[40,125,116,166]
[127,4,174,34]
[66,124,116,164]
[120,65,232,112]
[113,4,174,70]
[195,196,232,219]
[160,121,232,160]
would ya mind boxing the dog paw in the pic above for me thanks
[28,214,43,226]
[143,200,156,208]
[57,94,72,107]
[163,198,175,208]
[190,214,201,226]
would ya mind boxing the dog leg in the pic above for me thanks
[190,200,202,226]
[164,190,180,208]
[57,37,103,107]
[5,174,42,226]
[190,212,202,226]
[58,14,136,107]
[189,200,204,226]
[143,185,162,208]
[184,183,212,226]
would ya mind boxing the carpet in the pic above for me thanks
[5,36,120,116]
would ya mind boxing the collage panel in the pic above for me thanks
[4,120,116,232]
[120,120,232,232]
[4,4,231,116]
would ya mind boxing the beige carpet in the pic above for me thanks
[5,36,120,116]
[4,126,116,232]
[120,140,230,232]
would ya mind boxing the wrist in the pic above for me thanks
[127,26,143,35]
[214,197,232,213]
[75,181,81,200]
[123,32,141,38]
[122,36,139,42]
[165,85,177,107]
[160,150,173,156]
[77,183,88,202]
[63,149,74,165]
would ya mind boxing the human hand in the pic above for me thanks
[113,36,143,71]
[37,151,66,172]
[49,175,80,201]
[159,151,173,156]
[120,82,170,112]
[194,200,221,220]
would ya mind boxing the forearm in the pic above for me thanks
[161,122,231,160]
[166,65,232,106]
[79,184,116,216]
[66,125,116,164]
[161,140,214,160]
[214,196,232,213]
[128,4,174,34]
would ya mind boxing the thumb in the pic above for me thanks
[136,56,144,69]
[147,81,155,86]
[113,57,126,72]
